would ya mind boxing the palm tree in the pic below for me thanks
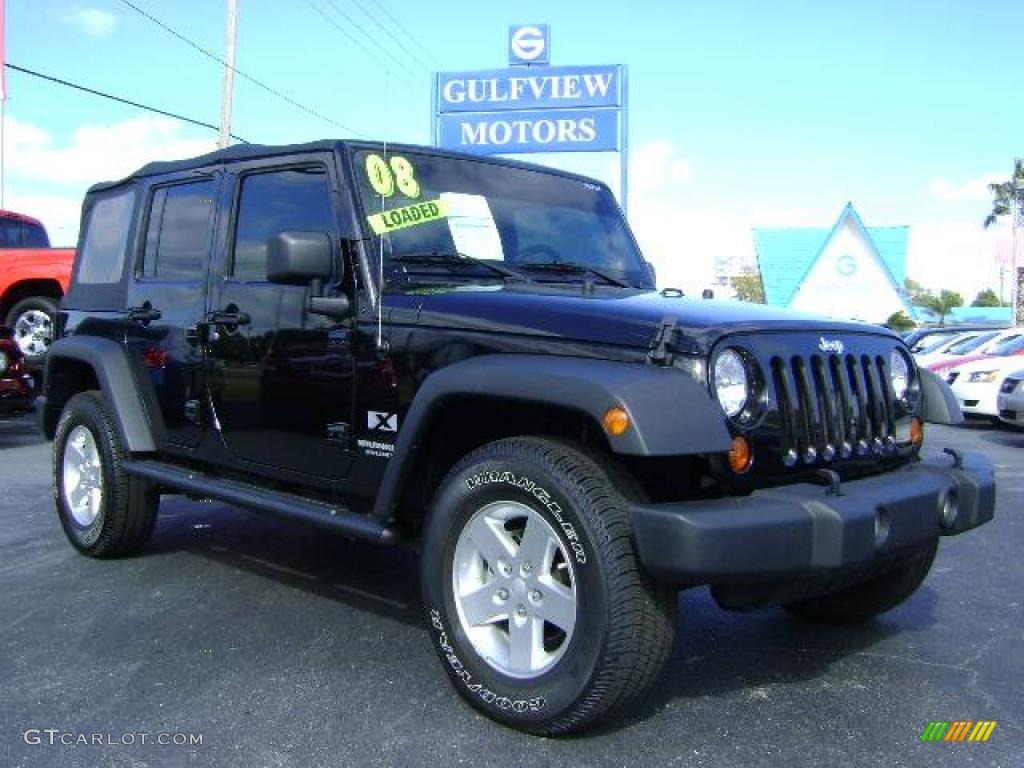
[983,158,1024,228]
[984,158,1024,323]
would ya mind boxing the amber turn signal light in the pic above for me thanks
[602,407,630,436]
[728,435,753,473]
[910,416,924,447]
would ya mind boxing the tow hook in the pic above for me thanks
[815,468,842,496]
[943,447,964,469]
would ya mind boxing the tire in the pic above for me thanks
[421,437,676,735]
[785,540,938,625]
[6,296,58,368]
[53,391,158,558]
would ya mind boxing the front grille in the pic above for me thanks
[1000,409,1018,420]
[1001,378,1019,394]
[770,353,897,465]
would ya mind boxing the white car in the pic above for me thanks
[918,327,1023,368]
[946,352,1024,418]
[997,368,1024,428]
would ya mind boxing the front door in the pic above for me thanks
[205,160,356,483]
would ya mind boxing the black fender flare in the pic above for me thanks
[919,368,964,425]
[41,335,164,452]
[371,354,732,519]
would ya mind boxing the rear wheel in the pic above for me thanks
[421,437,676,735]
[6,296,58,368]
[54,392,158,557]
[785,541,938,624]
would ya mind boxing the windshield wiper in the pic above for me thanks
[516,261,629,288]
[390,252,529,282]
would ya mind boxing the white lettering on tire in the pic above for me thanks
[464,471,587,563]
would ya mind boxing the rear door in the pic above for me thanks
[205,156,357,484]
[124,171,221,451]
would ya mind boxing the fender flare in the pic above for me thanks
[919,367,964,425]
[41,335,164,452]
[371,354,732,519]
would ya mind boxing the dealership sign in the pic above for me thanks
[435,65,622,154]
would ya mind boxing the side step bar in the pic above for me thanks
[123,459,395,544]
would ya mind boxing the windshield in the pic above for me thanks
[946,331,999,355]
[990,335,1024,356]
[912,331,962,354]
[352,148,651,287]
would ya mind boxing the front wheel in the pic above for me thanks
[421,437,676,735]
[785,541,938,624]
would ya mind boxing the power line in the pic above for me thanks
[347,0,438,74]
[304,0,422,90]
[116,0,371,138]
[4,62,250,143]
[361,0,443,70]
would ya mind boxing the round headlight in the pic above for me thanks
[890,349,910,399]
[714,348,749,417]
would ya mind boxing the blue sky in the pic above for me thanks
[4,0,1023,296]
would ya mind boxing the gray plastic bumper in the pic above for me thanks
[629,452,995,584]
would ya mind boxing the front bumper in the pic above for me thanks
[950,380,1000,416]
[997,386,1024,427]
[629,452,995,584]
[0,377,35,416]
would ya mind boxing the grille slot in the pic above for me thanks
[771,352,897,464]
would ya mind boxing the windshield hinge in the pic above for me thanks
[648,317,679,366]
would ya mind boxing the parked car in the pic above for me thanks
[945,345,1024,419]
[905,325,1003,354]
[997,370,1024,428]
[0,209,75,368]
[38,140,995,735]
[929,332,1024,376]
[0,325,35,418]
[922,327,1024,370]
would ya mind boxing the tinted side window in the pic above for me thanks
[0,220,19,247]
[142,180,216,279]
[78,189,136,284]
[232,167,334,280]
[22,221,50,247]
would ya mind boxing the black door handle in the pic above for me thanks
[126,306,162,323]
[206,310,251,327]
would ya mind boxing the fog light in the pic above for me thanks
[728,436,753,473]
[939,489,959,530]
[910,417,924,447]
[602,407,630,436]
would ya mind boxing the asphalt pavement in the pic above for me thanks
[0,414,1021,767]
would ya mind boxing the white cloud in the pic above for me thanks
[56,4,117,38]
[907,220,1008,301]
[5,115,217,186]
[2,114,218,242]
[928,173,1005,203]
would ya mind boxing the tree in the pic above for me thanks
[917,289,963,326]
[904,277,930,304]
[983,158,1024,324]
[886,310,916,331]
[731,271,765,303]
[971,288,1003,307]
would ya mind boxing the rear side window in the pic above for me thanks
[142,180,217,279]
[77,189,136,284]
[232,167,334,280]
[0,218,49,248]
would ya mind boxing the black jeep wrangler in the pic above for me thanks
[39,140,995,734]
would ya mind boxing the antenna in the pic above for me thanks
[376,71,390,354]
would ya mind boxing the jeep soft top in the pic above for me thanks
[39,140,994,735]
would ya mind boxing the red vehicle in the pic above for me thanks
[0,210,75,367]
[0,325,35,417]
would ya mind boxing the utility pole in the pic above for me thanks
[218,0,238,150]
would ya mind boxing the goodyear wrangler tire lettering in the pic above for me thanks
[420,437,675,735]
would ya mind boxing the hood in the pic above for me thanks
[387,284,899,355]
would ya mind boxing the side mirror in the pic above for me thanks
[267,231,336,285]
